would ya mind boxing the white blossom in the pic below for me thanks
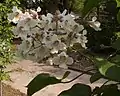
[32,45,50,61]
[19,12,32,21]
[12,6,22,13]
[52,52,73,69]
[37,7,41,12]
[8,7,89,69]
[88,16,102,31]
[42,32,58,48]
[8,6,23,24]
[51,40,66,54]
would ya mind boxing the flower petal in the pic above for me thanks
[66,57,73,65]
[92,16,97,22]
[59,63,68,69]
[83,30,87,35]
[37,7,41,12]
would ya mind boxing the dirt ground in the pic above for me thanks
[3,60,105,96]
[1,83,26,96]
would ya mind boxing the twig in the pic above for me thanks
[101,80,110,87]
[78,51,95,65]
[61,69,95,83]
[0,68,3,96]
[107,50,119,60]
[25,45,41,55]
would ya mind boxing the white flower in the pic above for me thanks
[83,29,87,35]
[41,13,53,24]
[73,24,84,33]
[8,8,88,66]
[61,9,67,16]
[16,18,38,36]
[58,9,67,18]
[30,9,38,19]
[17,40,31,55]
[62,14,78,32]
[88,16,102,31]
[71,29,88,49]
[46,58,53,65]
[77,34,88,49]
[13,18,38,40]
[52,52,73,69]
[8,12,22,24]
[42,33,58,48]
[32,46,50,61]
[12,6,22,13]
[19,12,32,21]
[26,19,38,28]
[37,7,41,12]
[70,12,80,19]
[8,6,23,24]
[51,40,66,54]
[33,0,35,2]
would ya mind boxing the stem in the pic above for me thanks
[101,80,110,87]
[61,69,95,83]
[25,45,41,54]
[0,80,2,96]
[61,73,84,83]
[0,69,2,96]
[107,50,119,60]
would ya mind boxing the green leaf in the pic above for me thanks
[94,57,114,75]
[92,87,102,96]
[117,10,120,24]
[90,72,103,83]
[26,73,61,96]
[105,66,120,82]
[116,32,120,37]
[112,38,120,50]
[58,83,91,96]
[111,55,120,66]
[116,0,120,7]
[82,0,102,17]
[92,84,120,96]
[102,84,120,96]
[61,71,71,80]
[94,57,120,82]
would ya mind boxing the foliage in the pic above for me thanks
[82,0,102,17]
[0,0,20,80]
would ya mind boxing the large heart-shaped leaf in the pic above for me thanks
[94,57,120,82]
[58,83,91,96]
[82,0,102,17]
[112,38,120,50]
[26,73,61,96]
[90,72,103,83]
[102,84,120,96]
[111,55,120,66]
[92,84,120,96]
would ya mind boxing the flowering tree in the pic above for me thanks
[8,6,99,69]
[7,0,120,96]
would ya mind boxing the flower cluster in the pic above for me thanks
[8,6,88,68]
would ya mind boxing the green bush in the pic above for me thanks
[0,0,20,80]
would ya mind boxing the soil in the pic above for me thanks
[1,83,26,96]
